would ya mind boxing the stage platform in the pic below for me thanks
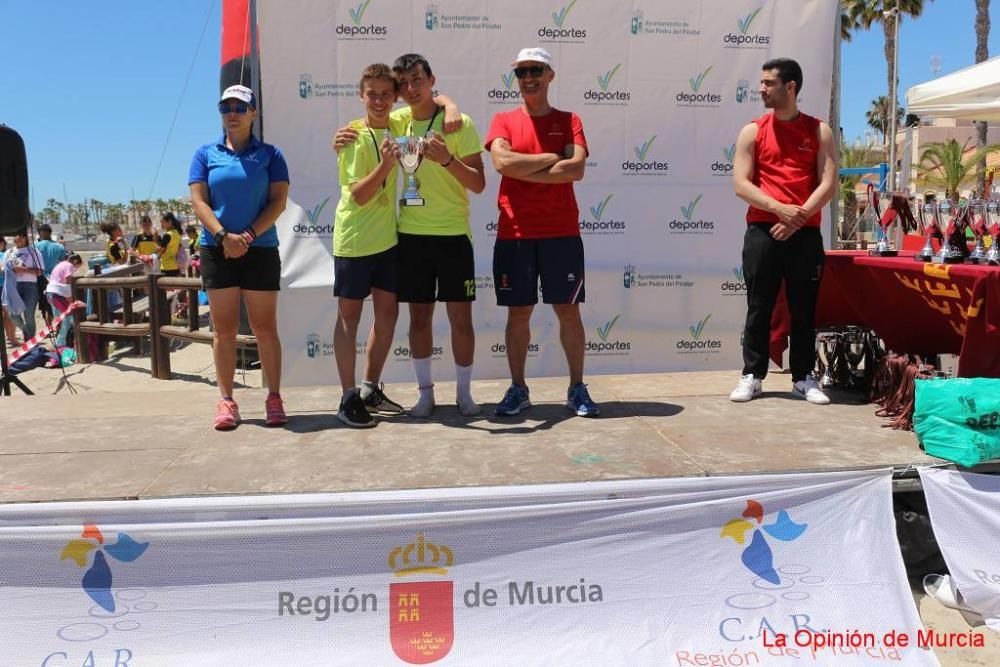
[0,370,942,504]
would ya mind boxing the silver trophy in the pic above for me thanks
[915,200,938,262]
[396,135,425,207]
[987,201,1000,265]
[968,200,989,264]
[866,185,898,257]
[934,199,965,264]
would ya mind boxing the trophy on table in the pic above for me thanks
[915,199,940,262]
[968,199,989,264]
[396,135,425,207]
[934,199,967,264]
[866,185,917,256]
[987,200,1000,265]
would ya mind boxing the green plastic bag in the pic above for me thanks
[913,378,1000,467]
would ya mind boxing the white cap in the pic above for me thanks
[511,47,553,68]
[220,84,256,108]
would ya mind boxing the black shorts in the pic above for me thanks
[38,288,53,317]
[396,232,475,303]
[493,236,585,306]
[334,245,398,299]
[200,246,281,291]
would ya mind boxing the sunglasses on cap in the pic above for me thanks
[218,102,251,115]
[513,65,547,79]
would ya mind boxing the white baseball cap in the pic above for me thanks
[220,84,257,108]
[511,47,553,68]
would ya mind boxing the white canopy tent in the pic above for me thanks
[906,55,1000,121]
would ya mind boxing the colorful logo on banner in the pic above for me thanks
[296,73,356,100]
[711,144,736,176]
[588,315,631,355]
[388,533,455,664]
[584,64,630,105]
[676,313,723,353]
[724,8,771,48]
[488,71,521,104]
[293,198,335,238]
[539,0,586,42]
[721,267,747,295]
[624,265,692,290]
[623,136,669,175]
[299,73,313,99]
[60,525,149,612]
[425,3,501,31]
[677,67,722,107]
[581,194,625,235]
[721,500,808,584]
[668,194,716,234]
[337,0,388,40]
[736,79,763,105]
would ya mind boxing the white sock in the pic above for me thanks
[413,357,432,388]
[360,379,377,400]
[455,364,479,416]
[411,385,436,418]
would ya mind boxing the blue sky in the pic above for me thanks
[2,1,999,212]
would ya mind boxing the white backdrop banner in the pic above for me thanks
[258,0,839,386]
[1,471,937,665]
[920,467,1000,632]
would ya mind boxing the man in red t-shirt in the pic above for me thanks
[484,47,599,418]
[730,58,837,405]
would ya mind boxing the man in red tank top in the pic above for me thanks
[485,47,599,418]
[729,58,837,405]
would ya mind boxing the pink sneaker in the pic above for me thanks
[214,399,241,431]
[265,393,288,426]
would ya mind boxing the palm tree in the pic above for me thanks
[865,96,903,143]
[917,138,1000,199]
[844,1,933,144]
[975,0,991,193]
[839,143,884,241]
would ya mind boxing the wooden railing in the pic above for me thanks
[69,269,256,380]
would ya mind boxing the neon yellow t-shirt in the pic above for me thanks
[390,107,481,237]
[160,229,181,271]
[333,117,405,258]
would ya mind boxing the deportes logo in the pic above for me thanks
[584,64,630,105]
[622,135,669,175]
[721,266,747,295]
[711,144,736,176]
[668,194,716,234]
[724,8,771,48]
[587,314,631,355]
[736,79,763,105]
[677,67,722,107]
[488,71,522,103]
[293,198,335,237]
[337,0,388,39]
[676,314,723,352]
[539,0,587,42]
[581,194,625,234]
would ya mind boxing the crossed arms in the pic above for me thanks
[489,138,586,184]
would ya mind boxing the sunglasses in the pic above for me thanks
[514,65,547,79]
[218,102,251,115]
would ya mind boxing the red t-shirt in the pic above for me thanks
[485,108,588,240]
[746,112,822,228]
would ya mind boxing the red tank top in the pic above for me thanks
[746,112,821,228]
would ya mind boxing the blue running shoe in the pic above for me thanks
[567,382,600,417]
[495,383,530,416]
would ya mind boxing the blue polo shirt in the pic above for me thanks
[188,135,289,248]
[34,239,66,277]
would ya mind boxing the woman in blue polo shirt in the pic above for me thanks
[189,85,289,430]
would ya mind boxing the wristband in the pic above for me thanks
[240,231,255,245]
[214,230,227,245]
[441,155,454,168]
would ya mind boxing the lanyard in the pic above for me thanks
[366,126,388,190]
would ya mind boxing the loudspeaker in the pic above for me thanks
[0,125,30,236]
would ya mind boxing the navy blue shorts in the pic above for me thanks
[334,245,398,299]
[396,233,476,303]
[493,236,585,306]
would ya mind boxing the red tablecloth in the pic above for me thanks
[771,251,1000,377]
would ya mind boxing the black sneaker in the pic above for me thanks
[337,392,376,428]
[363,382,405,414]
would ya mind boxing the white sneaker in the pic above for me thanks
[792,378,830,405]
[729,374,762,402]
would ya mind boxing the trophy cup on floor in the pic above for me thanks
[934,199,967,264]
[968,200,989,264]
[915,199,939,262]
[396,135,425,207]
